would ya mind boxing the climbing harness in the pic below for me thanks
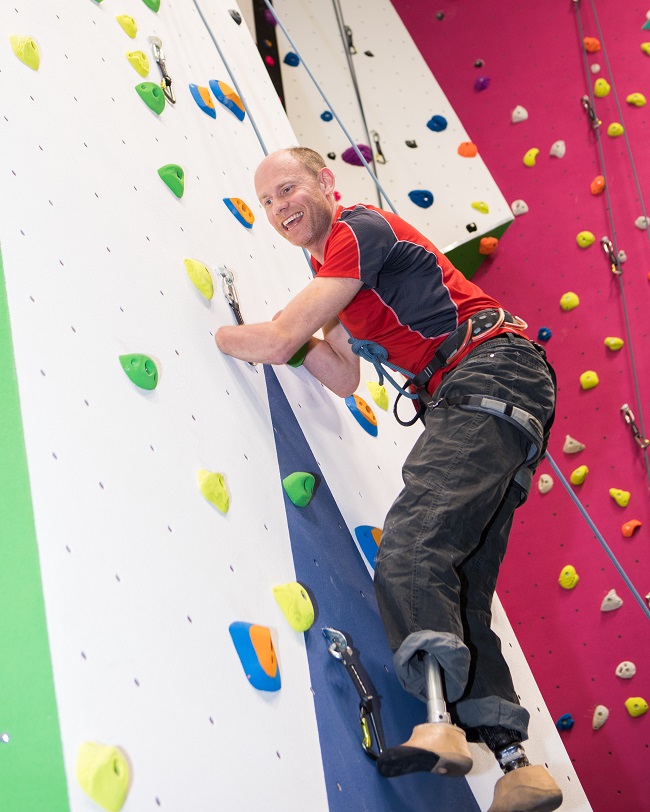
[322,627,386,759]
[148,36,175,103]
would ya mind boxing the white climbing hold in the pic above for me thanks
[615,661,636,679]
[618,249,627,263]
[590,63,601,73]
[601,588,623,612]
[634,215,650,230]
[550,140,566,158]
[537,474,554,494]
[563,435,585,454]
[592,705,609,730]
[511,199,529,216]
[512,105,528,123]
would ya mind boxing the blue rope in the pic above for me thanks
[348,339,418,399]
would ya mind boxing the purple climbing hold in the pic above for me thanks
[263,9,277,26]
[474,76,491,91]
[427,115,447,132]
[341,144,372,166]
[320,110,333,122]
[283,51,300,67]
[408,190,434,209]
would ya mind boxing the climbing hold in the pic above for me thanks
[579,370,599,390]
[549,140,566,158]
[126,50,149,77]
[198,470,230,513]
[436,11,444,20]
[618,249,627,263]
[327,152,336,160]
[223,198,254,228]
[583,36,601,52]
[474,59,484,68]
[408,190,434,209]
[158,164,184,198]
[345,394,378,436]
[189,84,216,118]
[511,105,528,123]
[466,223,478,233]
[135,82,165,115]
[287,343,309,367]
[320,111,333,121]
[333,191,341,202]
[283,51,300,67]
[426,115,448,132]
[364,51,374,57]
[510,200,528,217]
[341,144,372,166]
[607,122,624,137]
[576,231,595,248]
[609,488,631,507]
[601,589,623,612]
[184,259,213,300]
[272,582,314,632]
[229,622,281,692]
[644,17,650,31]
[478,237,498,255]
[141,0,160,10]
[615,661,637,679]
[116,15,138,38]
[570,465,589,485]
[458,142,478,157]
[635,215,650,230]
[471,201,489,214]
[405,140,418,149]
[76,743,130,812]
[563,435,585,454]
[209,80,245,120]
[558,565,579,589]
[538,474,554,494]
[625,697,648,717]
[594,78,610,97]
[229,9,242,24]
[590,63,601,74]
[555,713,574,731]
[642,42,650,55]
[9,35,40,70]
[590,175,605,195]
[592,705,609,729]
[474,76,490,91]
[367,381,389,410]
[604,336,624,350]
[622,519,642,538]
[263,9,277,26]
[626,92,646,107]
[523,148,539,167]
[355,525,382,570]
[119,354,158,390]
[537,327,552,342]
[560,292,580,311]
[282,472,316,507]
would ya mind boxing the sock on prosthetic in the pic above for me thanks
[477,725,531,773]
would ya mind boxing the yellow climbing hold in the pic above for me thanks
[367,381,389,410]
[198,470,230,513]
[116,15,138,38]
[184,258,214,300]
[558,565,579,590]
[126,50,149,77]
[576,231,595,248]
[471,201,489,214]
[76,743,130,812]
[580,370,599,390]
[607,122,624,137]
[9,35,40,70]
[570,465,589,485]
[604,336,624,350]
[642,43,650,56]
[593,78,610,97]
[272,582,315,632]
[560,291,580,311]
[626,92,646,107]
[624,697,648,718]
[523,148,539,167]
[609,488,630,508]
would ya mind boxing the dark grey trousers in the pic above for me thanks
[374,333,556,739]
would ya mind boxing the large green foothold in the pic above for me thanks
[287,343,309,367]
[135,82,165,115]
[76,743,130,812]
[184,259,214,299]
[198,470,230,513]
[119,353,158,390]
[272,582,315,632]
[141,0,161,11]
[158,164,184,198]
[282,472,315,507]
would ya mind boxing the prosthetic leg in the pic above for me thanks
[376,653,473,778]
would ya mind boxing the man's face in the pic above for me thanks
[254,152,334,255]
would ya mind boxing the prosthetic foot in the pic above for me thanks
[377,652,473,778]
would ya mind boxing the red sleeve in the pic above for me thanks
[315,221,362,281]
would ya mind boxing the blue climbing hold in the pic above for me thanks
[189,84,216,118]
[408,190,434,209]
[427,115,448,132]
[320,110,333,122]
[556,713,574,731]
[537,327,552,342]
[283,51,300,67]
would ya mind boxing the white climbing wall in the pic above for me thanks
[1,0,590,810]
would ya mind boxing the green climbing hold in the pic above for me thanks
[198,470,230,513]
[158,164,184,198]
[135,82,165,115]
[287,343,309,367]
[76,743,130,812]
[184,258,214,299]
[282,472,315,507]
[119,353,158,390]
[141,0,161,11]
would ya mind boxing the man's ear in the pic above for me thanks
[319,167,336,193]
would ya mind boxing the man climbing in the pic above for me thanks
[216,147,562,812]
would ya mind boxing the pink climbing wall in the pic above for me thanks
[391,1,650,810]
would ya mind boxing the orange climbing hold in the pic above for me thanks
[584,37,601,53]
[457,142,478,158]
[479,237,499,255]
[590,175,606,195]
[622,519,642,538]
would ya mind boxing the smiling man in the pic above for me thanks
[215,147,562,812]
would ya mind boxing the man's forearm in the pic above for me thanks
[215,322,293,365]
[302,336,360,398]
